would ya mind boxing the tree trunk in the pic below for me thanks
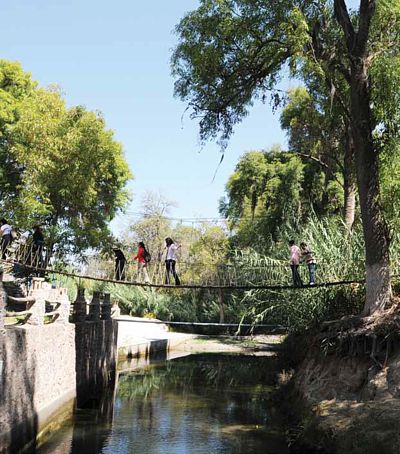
[334,0,390,314]
[343,125,357,231]
[350,61,391,315]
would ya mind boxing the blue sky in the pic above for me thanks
[0,0,357,226]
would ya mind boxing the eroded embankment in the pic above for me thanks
[282,305,400,454]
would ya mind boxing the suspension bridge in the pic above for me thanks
[2,239,367,290]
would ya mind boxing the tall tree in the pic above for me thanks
[10,87,132,253]
[0,60,36,206]
[220,148,306,249]
[172,0,400,314]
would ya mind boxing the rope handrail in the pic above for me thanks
[4,258,367,290]
[0,241,379,290]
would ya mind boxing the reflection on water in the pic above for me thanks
[38,354,289,454]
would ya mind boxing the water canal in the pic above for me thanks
[38,353,289,453]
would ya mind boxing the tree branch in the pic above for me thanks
[296,152,344,188]
[334,0,356,51]
[355,0,376,57]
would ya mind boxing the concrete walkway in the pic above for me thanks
[115,315,284,361]
[116,316,193,359]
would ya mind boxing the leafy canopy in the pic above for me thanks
[0,61,132,253]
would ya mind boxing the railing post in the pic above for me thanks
[28,277,46,325]
[72,287,87,323]
[87,291,101,321]
[55,287,70,324]
[101,292,112,320]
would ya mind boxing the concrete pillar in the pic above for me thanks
[28,277,45,325]
[87,291,101,321]
[55,287,70,324]
[101,293,112,320]
[72,287,87,323]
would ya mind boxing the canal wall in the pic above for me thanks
[0,320,117,453]
[116,316,191,359]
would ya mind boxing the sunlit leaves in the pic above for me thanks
[0,69,132,253]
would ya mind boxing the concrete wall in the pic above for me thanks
[116,317,190,360]
[0,321,117,453]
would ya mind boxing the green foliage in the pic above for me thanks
[280,87,345,217]
[89,283,222,323]
[229,217,366,332]
[0,62,132,254]
[0,60,36,205]
[380,140,400,234]
[79,215,372,332]
[221,147,318,248]
[172,0,310,145]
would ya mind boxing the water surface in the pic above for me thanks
[39,353,289,453]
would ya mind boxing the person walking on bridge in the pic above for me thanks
[288,240,303,287]
[133,242,151,284]
[0,218,12,260]
[300,242,316,285]
[113,246,126,281]
[32,225,44,268]
[165,237,181,285]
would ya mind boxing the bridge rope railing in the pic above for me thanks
[0,240,369,290]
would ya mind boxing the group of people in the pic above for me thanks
[113,237,181,286]
[0,219,44,261]
[2,218,316,289]
[289,240,317,287]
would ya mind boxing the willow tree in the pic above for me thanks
[220,149,307,249]
[281,87,357,230]
[172,0,400,314]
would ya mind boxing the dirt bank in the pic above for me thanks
[287,306,400,453]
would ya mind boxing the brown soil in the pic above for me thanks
[291,301,400,454]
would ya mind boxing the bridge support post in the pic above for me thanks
[87,291,101,321]
[55,287,70,324]
[72,287,87,322]
[28,277,45,325]
[101,293,112,320]
[218,288,225,324]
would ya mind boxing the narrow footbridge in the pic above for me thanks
[2,241,368,291]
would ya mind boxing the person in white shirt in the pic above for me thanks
[0,218,12,260]
[165,237,181,285]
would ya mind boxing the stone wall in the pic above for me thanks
[0,321,117,453]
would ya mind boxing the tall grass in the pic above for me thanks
[53,216,400,332]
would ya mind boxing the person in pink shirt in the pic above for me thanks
[288,240,303,287]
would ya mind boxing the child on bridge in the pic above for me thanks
[300,242,317,285]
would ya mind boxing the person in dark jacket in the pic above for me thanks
[32,225,44,267]
[113,247,126,281]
